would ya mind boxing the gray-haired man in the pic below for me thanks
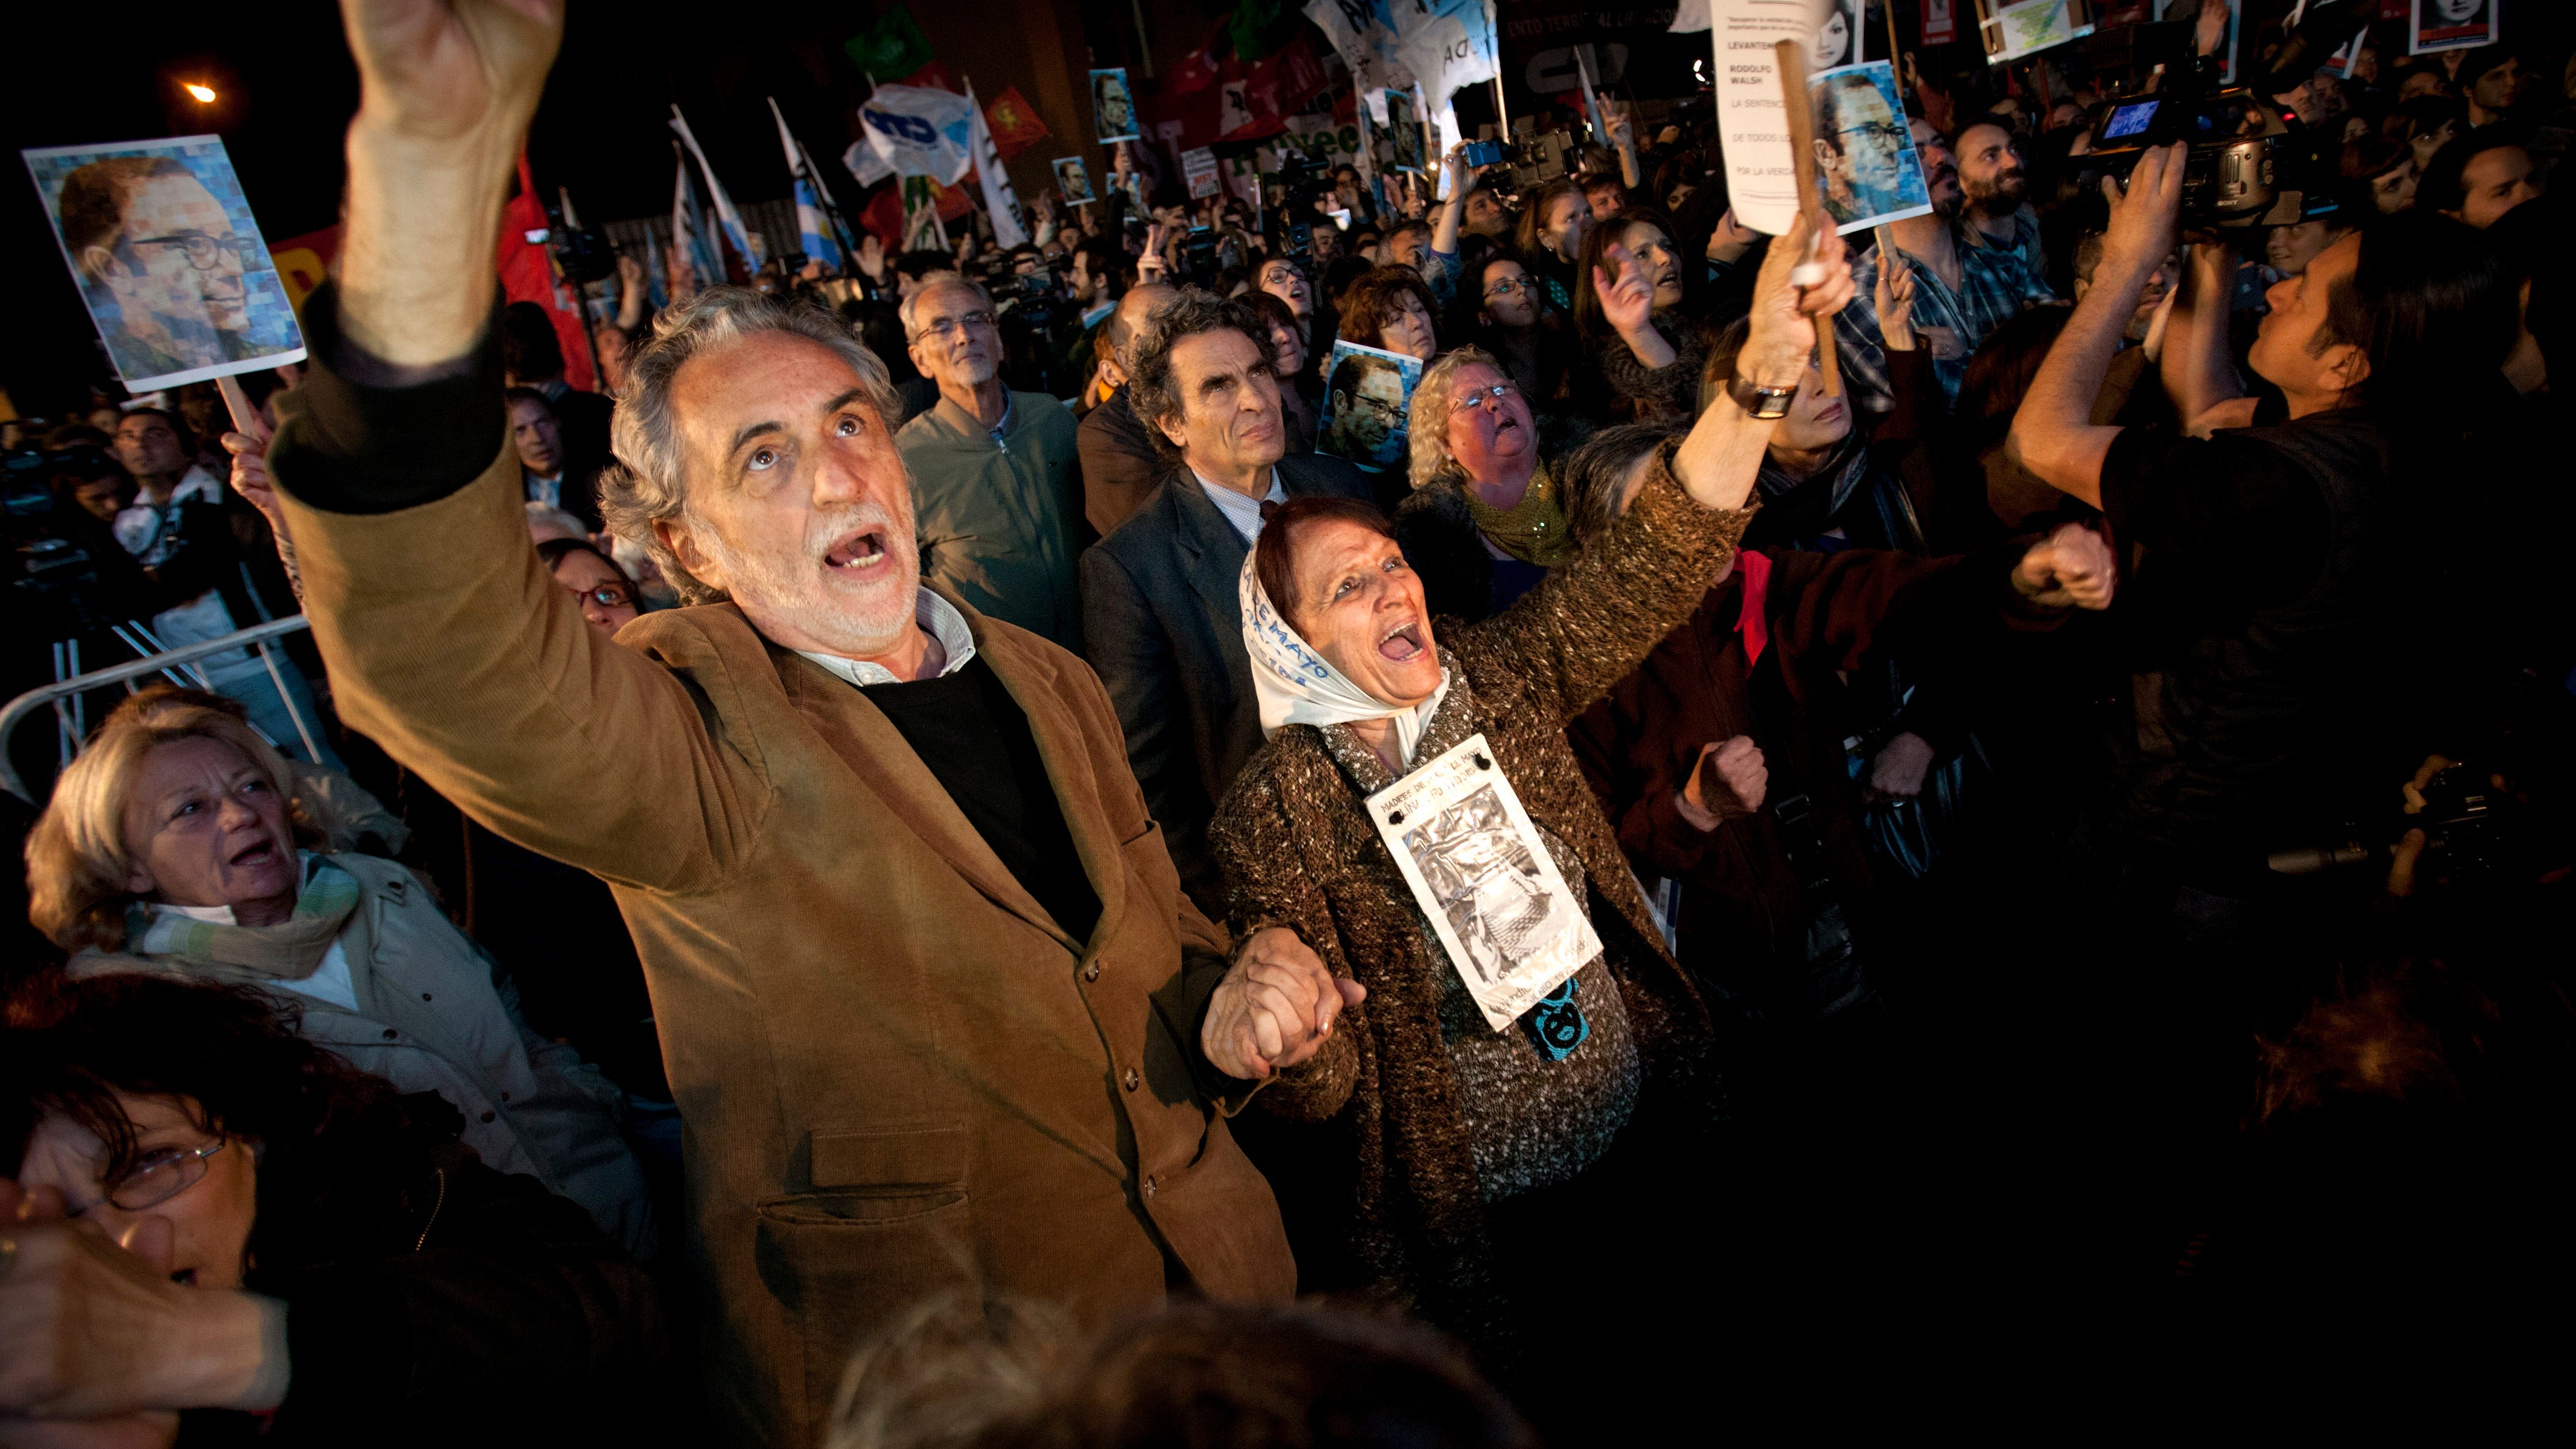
[250,4,1350,1445]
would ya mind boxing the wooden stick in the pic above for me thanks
[215,374,257,433]
[1885,0,1904,68]
[1773,38,1843,398]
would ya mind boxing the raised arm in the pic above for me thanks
[2160,238,2257,436]
[2004,143,2185,508]
[267,0,744,891]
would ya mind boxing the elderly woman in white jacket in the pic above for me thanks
[24,686,655,1256]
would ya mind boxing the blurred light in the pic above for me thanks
[185,84,218,103]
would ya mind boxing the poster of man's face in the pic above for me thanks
[1809,63,1933,233]
[1053,157,1096,206]
[25,135,305,391]
[1385,89,1424,173]
[1322,341,1421,469]
[1091,69,1141,144]
[2411,0,2493,54]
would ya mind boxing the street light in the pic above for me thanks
[185,83,218,103]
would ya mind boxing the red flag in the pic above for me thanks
[861,175,973,248]
[984,85,1050,160]
[266,224,340,312]
[497,155,595,391]
[1272,33,1327,109]
[897,59,960,94]
[1172,25,1226,94]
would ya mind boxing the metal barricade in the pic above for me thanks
[1,615,316,804]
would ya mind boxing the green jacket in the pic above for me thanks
[897,391,1089,654]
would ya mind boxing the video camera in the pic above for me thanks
[1271,149,1337,265]
[2269,763,2531,889]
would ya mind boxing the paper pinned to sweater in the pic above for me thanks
[1367,733,1601,1032]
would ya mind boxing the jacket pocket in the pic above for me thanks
[753,1187,977,1435]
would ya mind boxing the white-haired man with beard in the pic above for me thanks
[252,4,1337,1445]
[895,273,1088,650]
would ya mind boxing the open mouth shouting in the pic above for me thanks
[229,836,281,871]
[1378,618,1428,663]
[823,527,894,577]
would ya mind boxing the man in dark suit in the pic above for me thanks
[1074,281,1176,536]
[1082,291,1372,915]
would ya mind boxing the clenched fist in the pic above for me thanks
[1201,927,1365,1080]
[2012,522,2118,610]
[1677,736,1767,831]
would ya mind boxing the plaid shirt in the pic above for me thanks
[1833,207,2057,412]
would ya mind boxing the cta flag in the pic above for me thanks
[769,97,845,268]
[965,80,1028,248]
[670,107,759,271]
[859,82,977,185]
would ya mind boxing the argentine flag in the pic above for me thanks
[769,97,845,270]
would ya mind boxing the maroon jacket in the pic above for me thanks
[1568,545,2048,1004]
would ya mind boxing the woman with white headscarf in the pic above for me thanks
[1204,220,1853,1415]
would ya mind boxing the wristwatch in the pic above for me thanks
[1728,374,1798,419]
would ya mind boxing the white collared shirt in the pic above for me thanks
[795,588,980,688]
[1191,467,1286,546]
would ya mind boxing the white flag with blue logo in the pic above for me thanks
[670,106,761,269]
[859,83,977,186]
[670,144,722,289]
[769,97,845,269]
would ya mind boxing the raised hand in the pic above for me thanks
[1591,240,1659,340]
[1740,210,1855,390]
[341,0,563,143]
[220,410,287,543]
[1200,927,1365,1080]
[2099,142,2186,277]
[2012,522,2118,610]
[1876,251,1918,352]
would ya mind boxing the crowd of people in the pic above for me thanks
[4,1,2572,1444]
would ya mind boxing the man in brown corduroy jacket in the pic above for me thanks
[256,6,1349,1445]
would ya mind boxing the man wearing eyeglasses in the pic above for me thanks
[894,275,1089,651]
[57,155,260,381]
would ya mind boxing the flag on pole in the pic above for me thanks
[901,175,949,251]
[769,97,847,269]
[859,83,978,184]
[964,80,1028,248]
[1573,45,1608,148]
[670,142,721,291]
[670,106,760,275]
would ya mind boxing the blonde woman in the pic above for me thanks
[24,687,653,1255]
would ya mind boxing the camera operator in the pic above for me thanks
[2008,142,2522,946]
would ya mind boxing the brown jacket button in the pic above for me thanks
[1123,1067,1140,1091]
[1142,1175,1157,1197]
[1083,962,1101,982]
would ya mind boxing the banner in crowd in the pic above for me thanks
[1511,3,1702,133]
[1923,0,1958,44]
[984,86,1051,160]
[1305,0,1416,117]
[1093,68,1143,143]
[965,80,1028,248]
[2410,0,2493,54]
[1393,0,1499,158]
[1810,62,1933,233]
[1319,338,1422,471]
[1986,0,2095,64]
[859,83,977,185]
[1184,147,1221,197]
[498,155,595,391]
[769,98,846,270]
[1708,0,1825,236]
[670,142,723,288]
[671,106,760,269]
[22,134,307,391]
[844,4,936,83]
[266,223,338,313]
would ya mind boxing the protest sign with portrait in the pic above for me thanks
[1319,339,1423,471]
[1365,733,1602,1032]
[2411,0,2496,55]
[1053,156,1097,206]
[1809,62,1933,232]
[24,135,306,391]
[1091,68,1142,143]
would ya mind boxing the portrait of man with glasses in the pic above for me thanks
[32,138,306,388]
[1809,66,1933,230]
[1322,343,1422,472]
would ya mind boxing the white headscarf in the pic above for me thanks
[1239,550,1452,769]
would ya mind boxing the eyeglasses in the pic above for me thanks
[131,230,242,272]
[1450,381,1519,412]
[567,582,634,610]
[1842,122,1907,147]
[916,311,997,340]
[1483,276,1533,299]
[104,1141,226,1211]
[1345,392,1402,419]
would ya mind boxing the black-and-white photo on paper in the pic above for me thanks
[1367,733,1601,1032]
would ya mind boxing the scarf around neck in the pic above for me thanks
[1241,551,1453,768]
[1460,460,1574,568]
[124,854,362,982]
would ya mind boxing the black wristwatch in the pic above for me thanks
[1728,375,1797,419]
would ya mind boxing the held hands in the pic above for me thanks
[2011,522,2118,610]
[1201,927,1365,1081]
[1677,736,1767,831]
